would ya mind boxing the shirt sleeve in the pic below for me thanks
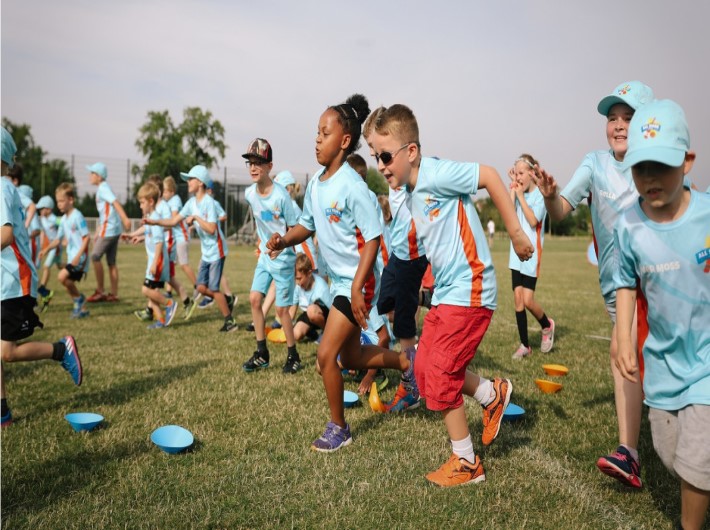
[179,200,192,219]
[77,213,90,237]
[350,180,382,242]
[1,186,13,226]
[560,154,594,210]
[299,179,316,232]
[151,223,165,244]
[204,199,217,223]
[431,159,480,197]
[98,183,117,204]
[612,216,637,289]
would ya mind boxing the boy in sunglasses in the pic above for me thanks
[368,104,533,487]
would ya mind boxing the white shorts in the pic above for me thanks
[176,241,190,266]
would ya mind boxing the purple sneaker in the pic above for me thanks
[596,445,643,488]
[401,345,419,399]
[311,421,352,453]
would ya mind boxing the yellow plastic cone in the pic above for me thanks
[368,381,386,413]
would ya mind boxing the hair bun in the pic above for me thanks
[346,94,370,126]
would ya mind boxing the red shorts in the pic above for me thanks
[415,304,493,411]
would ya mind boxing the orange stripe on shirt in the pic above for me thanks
[355,228,376,310]
[100,202,110,237]
[302,241,316,269]
[380,237,389,267]
[11,242,33,296]
[179,221,189,241]
[217,232,225,259]
[407,220,419,259]
[457,199,485,306]
[535,223,543,277]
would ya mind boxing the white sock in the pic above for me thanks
[473,378,494,407]
[621,444,639,462]
[451,435,476,464]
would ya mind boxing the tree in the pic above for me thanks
[133,107,227,185]
[1,118,73,202]
[366,167,389,195]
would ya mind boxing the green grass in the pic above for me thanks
[1,238,684,529]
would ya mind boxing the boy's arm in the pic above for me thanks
[479,165,533,259]
[615,287,638,382]
[73,235,90,266]
[1,225,14,249]
[189,215,217,235]
[266,224,314,258]
[532,167,574,221]
[24,203,37,229]
[145,211,183,228]
[351,237,380,329]
[112,200,132,231]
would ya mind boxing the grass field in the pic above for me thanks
[1,237,685,529]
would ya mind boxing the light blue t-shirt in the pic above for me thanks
[408,157,496,309]
[245,182,297,267]
[40,213,59,241]
[295,273,332,311]
[95,181,122,238]
[179,194,227,263]
[561,150,638,304]
[156,199,175,261]
[299,163,382,301]
[167,194,190,243]
[388,185,426,261]
[291,199,318,270]
[509,187,547,278]
[1,177,38,300]
[58,208,90,273]
[613,189,710,410]
[144,210,170,282]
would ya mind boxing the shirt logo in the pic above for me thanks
[423,196,441,221]
[325,202,343,223]
[696,236,710,273]
[641,117,661,139]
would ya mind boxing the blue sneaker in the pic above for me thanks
[271,319,282,329]
[311,421,352,453]
[70,308,90,319]
[59,336,82,386]
[226,294,236,314]
[198,297,214,309]
[387,383,421,412]
[401,345,419,399]
[164,301,177,326]
[1,409,13,428]
[148,321,166,330]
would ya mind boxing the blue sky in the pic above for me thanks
[2,0,709,199]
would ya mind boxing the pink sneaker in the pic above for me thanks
[541,319,555,353]
[512,344,532,360]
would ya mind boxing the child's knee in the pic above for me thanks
[2,342,18,363]
[249,291,263,309]
[196,285,208,295]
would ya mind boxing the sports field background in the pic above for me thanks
[1,238,682,529]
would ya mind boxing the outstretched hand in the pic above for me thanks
[512,232,534,261]
[531,165,558,198]
[266,233,285,259]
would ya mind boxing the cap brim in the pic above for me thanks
[597,96,628,116]
[623,146,686,170]
[241,153,269,162]
[180,172,192,182]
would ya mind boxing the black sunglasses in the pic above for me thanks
[374,143,415,166]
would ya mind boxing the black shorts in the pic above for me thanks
[1,296,43,342]
[376,254,428,339]
[296,299,330,327]
[143,279,165,290]
[511,269,538,291]
[65,264,86,282]
[332,295,358,327]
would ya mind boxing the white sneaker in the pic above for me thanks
[512,344,532,360]
[541,319,555,353]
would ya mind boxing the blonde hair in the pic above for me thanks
[374,104,420,145]
[363,106,385,141]
[147,174,163,194]
[163,176,177,193]
[516,153,540,168]
[56,182,75,199]
[378,195,392,223]
[137,182,160,203]
[295,252,313,274]
[346,153,367,180]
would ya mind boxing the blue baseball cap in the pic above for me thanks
[180,164,213,189]
[86,162,108,180]
[274,170,295,187]
[1,126,17,168]
[37,195,55,209]
[597,81,654,116]
[623,99,690,170]
[18,184,33,199]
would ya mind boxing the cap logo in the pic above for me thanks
[641,117,661,139]
[617,84,631,95]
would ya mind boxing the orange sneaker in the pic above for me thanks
[86,290,107,303]
[425,454,485,487]
[481,378,512,446]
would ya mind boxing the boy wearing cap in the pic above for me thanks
[86,162,131,303]
[536,81,654,488]
[242,139,302,374]
[145,165,236,332]
[614,99,709,530]
[1,127,83,428]
[36,195,61,312]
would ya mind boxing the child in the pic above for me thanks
[507,154,555,358]
[536,81,654,488]
[137,182,177,329]
[16,185,41,268]
[292,252,331,342]
[36,195,61,312]
[487,218,495,247]
[86,162,131,303]
[207,182,236,313]
[267,94,417,452]
[368,104,533,486]
[40,183,91,319]
[145,165,236,332]
[1,127,82,428]
[613,99,709,530]
[7,163,37,232]
[163,175,200,316]
[242,138,301,374]
[363,107,429,411]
